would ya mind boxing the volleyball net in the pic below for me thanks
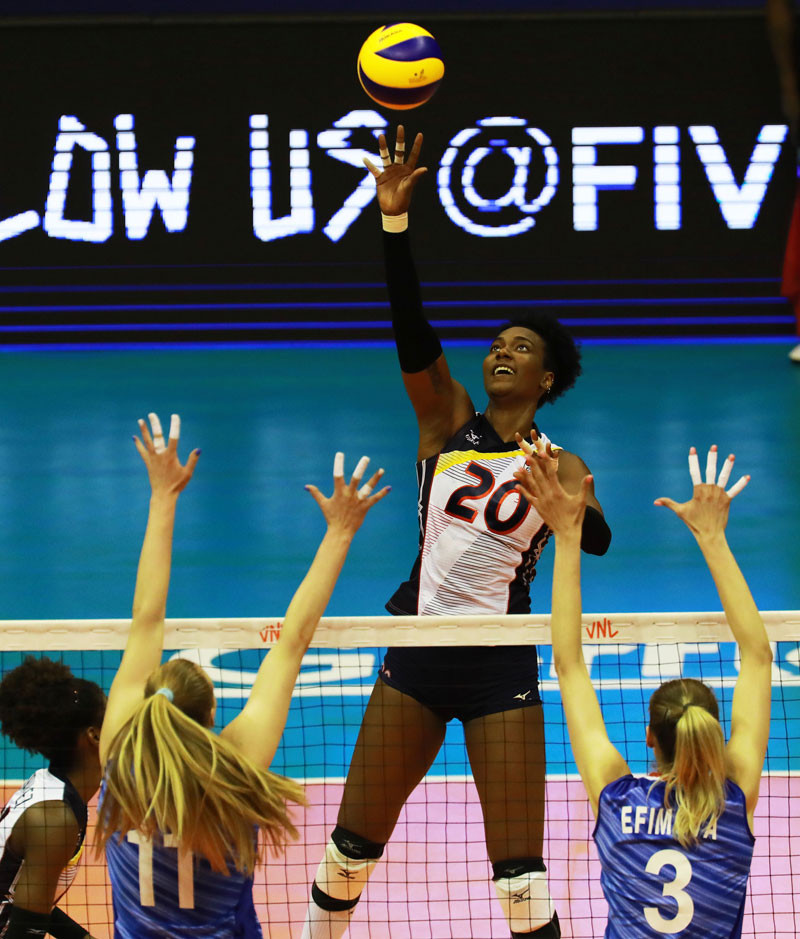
[2,612,799,938]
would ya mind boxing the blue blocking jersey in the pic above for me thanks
[594,776,755,938]
[105,822,262,939]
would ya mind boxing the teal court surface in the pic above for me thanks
[0,339,798,936]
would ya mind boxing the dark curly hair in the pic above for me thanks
[495,311,582,405]
[0,656,105,767]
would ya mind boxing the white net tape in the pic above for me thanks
[2,610,798,650]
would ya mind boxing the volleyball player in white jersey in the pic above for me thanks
[0,657,105,939]
[96,413,389,938]
[514,441,769,937]
[303,128,611,939]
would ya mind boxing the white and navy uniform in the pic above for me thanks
[0,766,87,936]
[381,414,554,721]
[104,787,262,939]
[593,775,755,938]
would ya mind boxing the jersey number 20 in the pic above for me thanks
[444,462,531,534]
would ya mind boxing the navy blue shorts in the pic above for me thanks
[378,645,541,723]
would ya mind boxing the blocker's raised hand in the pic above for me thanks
[363,125,427,216]
[513,440,590,537]
[515,429,558,462]
[305,452,390,535]
[654,445,750,540]
[133,412,200,496]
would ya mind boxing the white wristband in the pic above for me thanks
[381,212,409,233]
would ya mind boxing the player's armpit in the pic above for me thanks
[405,364,475,460]
[556,664,630,814]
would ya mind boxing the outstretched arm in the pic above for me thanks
[220,454,390,769]
[655,447,771,816]
[99,414,199,766]
[364,126,474,459]
[514,448,629,815]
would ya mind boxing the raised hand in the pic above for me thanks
[654,445,750,541]
[305,452,390,535]
[363,125,427,216]
[513,439,590,536]
[133,412,200,497]
[515,428,558,462]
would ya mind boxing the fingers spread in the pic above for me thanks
[515,432,533,456]
[688,446,702,486]
[514,466,541,501]
[407,131,423,170]
[149,412,166,453]
[654,496,680,513]
[393,131,405,164]
[726,475,750,499]
[358,467,384,500]
[184,448,201,477]
[167,413,181,452]
[138,417,154,451]
[705,445,718,484]
[333,452,345,485]
[304,483,325,508]
[350,455,370,490]
[363,156,380,178]
[368,484,392,505]
[717,453,735,489]
[525,451,550,484]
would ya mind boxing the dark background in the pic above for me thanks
[0,11,794,342]
[0,2,779,16]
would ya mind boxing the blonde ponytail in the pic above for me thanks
[97,659,306,874]
[649,679,727,848]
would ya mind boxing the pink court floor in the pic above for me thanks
[51,777,800,938]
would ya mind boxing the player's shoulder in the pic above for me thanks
[555,448,589,471]
[15,799,80,856]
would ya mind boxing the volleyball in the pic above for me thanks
[357,23,444,110]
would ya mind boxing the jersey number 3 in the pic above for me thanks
[127,830,195,909]
[643,848,694,933]
[444,462,530,534]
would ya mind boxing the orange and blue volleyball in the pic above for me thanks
[357,24,444,110]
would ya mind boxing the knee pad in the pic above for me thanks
[492,857,558,936]
[312,826,385,908]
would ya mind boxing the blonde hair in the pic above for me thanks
[97,658,306,874]
[648,678,726,848]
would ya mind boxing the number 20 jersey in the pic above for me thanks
[594,775,754,938]
[387,413,554,616]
